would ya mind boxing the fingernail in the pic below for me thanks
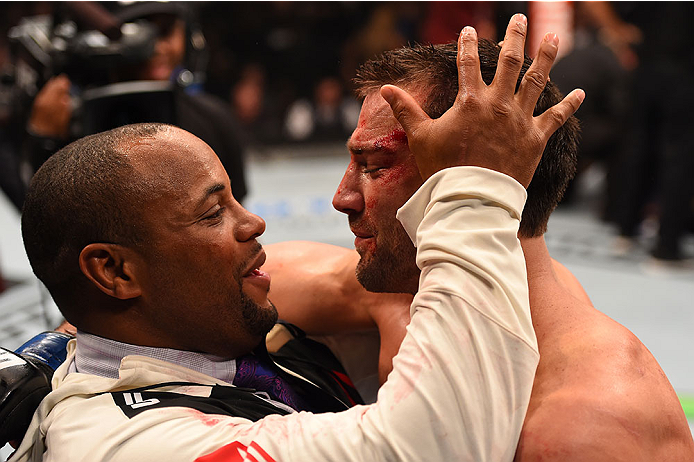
[545,33,558,46]
[577,89,586,102]
[462,26,475,37]
[381,86,394,104]
[515,13,527,27]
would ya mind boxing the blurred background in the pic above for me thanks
[0,1,693,452]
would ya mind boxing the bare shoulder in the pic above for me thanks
[550,258,592,306]
[520,312,694,461]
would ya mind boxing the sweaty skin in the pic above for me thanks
[264,240,694,461]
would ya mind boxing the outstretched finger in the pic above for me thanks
[457,26,483,97]
[380,84,430,138]
[537,88,585,138]
[492,14,528,99]
[518,33,559,113]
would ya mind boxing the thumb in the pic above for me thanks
[380,85,430,135]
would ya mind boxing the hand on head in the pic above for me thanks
[380,14,585,188]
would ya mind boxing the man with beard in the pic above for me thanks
[267,33,694,462]
[7,15,585,461]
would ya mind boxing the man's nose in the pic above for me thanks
[236,207,266,242]
[332,166,363,215]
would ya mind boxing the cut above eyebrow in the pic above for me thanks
[347,131,408,156]
[347,143,397,156]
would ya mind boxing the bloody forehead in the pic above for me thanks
[374,130,408,151]
[349,129,408,154]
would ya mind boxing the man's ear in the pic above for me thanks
[79,243,142,300]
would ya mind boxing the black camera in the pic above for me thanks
[2,2,205,138]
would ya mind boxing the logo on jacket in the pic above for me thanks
[122,392,161,409]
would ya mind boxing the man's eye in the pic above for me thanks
[362,166,385,174]
[203,207,225,222]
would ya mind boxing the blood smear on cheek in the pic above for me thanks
[378,164,406,186]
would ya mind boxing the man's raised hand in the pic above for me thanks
[380,14,585,187]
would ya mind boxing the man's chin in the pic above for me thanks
[354,235,377,256]
[355,247,419,295]
[355,255,388,293]
[240,294,278,337]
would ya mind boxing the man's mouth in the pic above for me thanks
[242,250,271,287]
[349,225,374,239]
[352,231,373,239]
[350,227,376,251]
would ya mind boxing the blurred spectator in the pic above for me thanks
[202,2,368,145]
[549,2,631,214]
[233,64,266,129]
[599,2,694,262]
[284,76,360,142]
[0,2,54,211]
[339,3,419,93]
[231,63,270,143]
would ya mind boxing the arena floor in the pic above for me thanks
[2,143,693,456]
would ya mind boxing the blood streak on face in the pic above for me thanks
[373,130,412,191]
[374,129,408,151]
[333,92,423,294]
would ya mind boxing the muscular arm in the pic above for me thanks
[517,238,694,460]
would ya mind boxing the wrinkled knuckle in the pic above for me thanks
[531,130,546,149]
[458,92,480,109]
[500,50,524,69]
[508,25,526,39]
[523,69,547,91]
[490,101,511,118]
[390,100,407,120]
[538,45,558,63]
[548,108,566,128]
[459,52,478,68]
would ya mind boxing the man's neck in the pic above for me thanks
[520,236,554,282]
[520,236,565,340]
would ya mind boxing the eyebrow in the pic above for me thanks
[346,130,408,156]
[346,139,384,156]
[195,183,226,210]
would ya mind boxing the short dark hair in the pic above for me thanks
[354,39,580,237]
[21,123,169,307]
